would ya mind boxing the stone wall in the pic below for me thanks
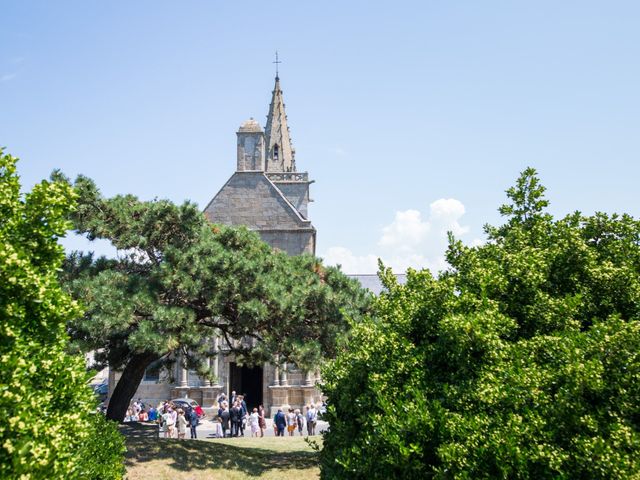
[259,229,315,256]
[204,172,310,230]
[236,131,265,171]
[272,181,310,218]
[108,370,173,408]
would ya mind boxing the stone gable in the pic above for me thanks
[204,171,310,230]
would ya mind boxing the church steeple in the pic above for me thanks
[264,75,296,172]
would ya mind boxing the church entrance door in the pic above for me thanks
[229,363,263,411]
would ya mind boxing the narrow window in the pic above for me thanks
[274,144,279,161]
[144,361,162,381]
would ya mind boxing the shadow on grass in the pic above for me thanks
[121,423,318,477]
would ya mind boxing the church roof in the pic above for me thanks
[203,171,312,231]
[264,76,296,173]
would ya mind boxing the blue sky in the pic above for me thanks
[2,1,639,273]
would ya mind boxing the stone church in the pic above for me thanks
[203,75,316,256]
[112,75,322,414]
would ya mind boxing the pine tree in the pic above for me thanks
[63,175,370,421]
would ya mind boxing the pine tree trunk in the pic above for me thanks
[106,352,159,422]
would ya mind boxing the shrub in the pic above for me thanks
[75,414,126,480]
[0,150,125,479]
[320,169,640,479]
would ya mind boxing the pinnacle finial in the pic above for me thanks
[273,51,282,79]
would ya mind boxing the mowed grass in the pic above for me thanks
[122,423,322,480]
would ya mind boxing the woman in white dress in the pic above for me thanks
[249,408,260,437]
[162,408,174,438]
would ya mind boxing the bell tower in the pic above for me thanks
[236,118,265,171]
[205,70,315,256]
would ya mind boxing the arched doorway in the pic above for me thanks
[229,363,263,411]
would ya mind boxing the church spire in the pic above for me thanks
[264,74,296,172]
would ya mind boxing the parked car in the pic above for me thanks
[170,397,205,419]
[92,382,108,403]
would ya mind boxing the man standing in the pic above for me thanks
[274,408,287,437]
[238,395,248,436]
[306,404,317,436]
[231,401,243,437]
[239,395,248,417]
[186,407,198,439]
[219,405,231,438]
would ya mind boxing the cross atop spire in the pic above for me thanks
[273,51,282,79]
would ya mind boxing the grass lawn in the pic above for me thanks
[122,423,322,480]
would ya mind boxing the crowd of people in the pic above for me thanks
[273,405,318,437]
[155,399,202,439]
[215,392,264,438]
[124,398,157,422]
[214,391,321,438]
[125,391,323,440]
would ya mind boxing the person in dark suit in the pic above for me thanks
[274,408,287,437]
[231,401,243,437]
[238,395,248,436]
[219,405,231,438]
[186,407,198,439]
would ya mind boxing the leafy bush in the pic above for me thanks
[320,168,640,479]
[75,414,126,480]
[0,150,125,479]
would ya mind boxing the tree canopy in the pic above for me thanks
[0,150,124,479]
[62,175,370,421]
[320,168,640,479]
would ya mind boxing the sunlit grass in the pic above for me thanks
[123,423,322,480]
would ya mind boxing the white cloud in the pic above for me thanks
[379,209,429,249]
[322,197,475,274]
[429,198,465,220]
[322,246,379,275]
[429,198,469,237]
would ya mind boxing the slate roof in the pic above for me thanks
[203,171,312,230]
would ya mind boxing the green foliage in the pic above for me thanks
[62,176,370,419]
[0,150,124,479]
[75,414,126,480]
[321,168,640,479]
